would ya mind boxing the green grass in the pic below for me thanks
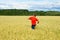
[0,16,60,40]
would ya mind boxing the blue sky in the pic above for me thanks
[0,0,60,11]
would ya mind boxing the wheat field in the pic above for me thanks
[0,16,60,40]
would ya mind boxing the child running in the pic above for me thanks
[29,14,39,30]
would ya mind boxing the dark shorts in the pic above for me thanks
[31,25,36,29]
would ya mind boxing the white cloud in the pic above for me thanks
[0,0,29,9]
[0,5,11,9]
[11,3,29,9]
[0,0,60,11]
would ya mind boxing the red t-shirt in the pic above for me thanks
[29,16,38,25]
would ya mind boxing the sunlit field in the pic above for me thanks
[0,16,60,40]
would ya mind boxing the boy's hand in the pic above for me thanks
[37,21,39,24]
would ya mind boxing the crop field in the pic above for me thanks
[0,16,60,40]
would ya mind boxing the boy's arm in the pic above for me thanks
[29,17,31,20]
[36,18,39,24]
[37,21,39,24]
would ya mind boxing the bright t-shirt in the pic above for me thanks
[29,16,38,25]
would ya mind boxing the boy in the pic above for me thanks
[29,14,39,30]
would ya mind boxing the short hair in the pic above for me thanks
[33,13,36,16]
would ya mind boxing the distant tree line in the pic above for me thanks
[0,9,60,16]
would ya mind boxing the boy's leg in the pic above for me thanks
[31,25,36,29]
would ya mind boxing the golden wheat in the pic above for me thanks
[0,16,60,40]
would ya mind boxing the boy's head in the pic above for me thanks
[33,14,36,17]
